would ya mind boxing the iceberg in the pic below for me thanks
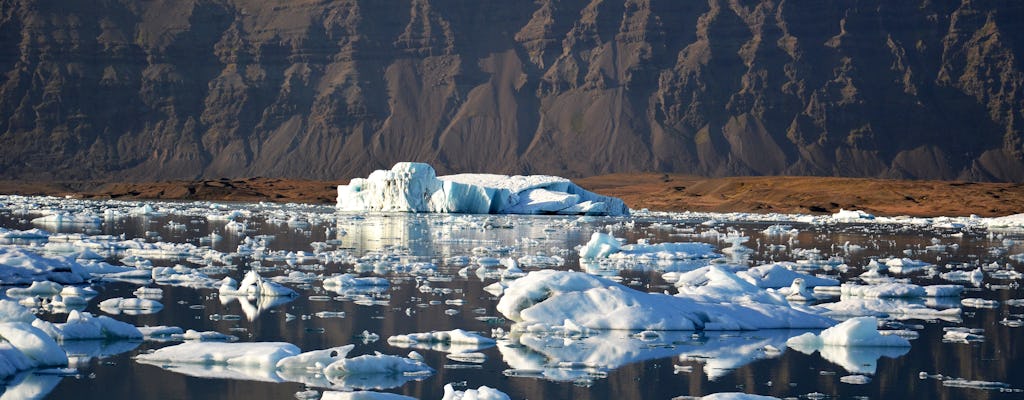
[337,162,628,216]
[496,270,833,331]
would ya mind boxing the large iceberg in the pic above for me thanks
[337,162,629,216]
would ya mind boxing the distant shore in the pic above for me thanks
[2,175,1023,218]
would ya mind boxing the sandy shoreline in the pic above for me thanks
[2,175,1023,217]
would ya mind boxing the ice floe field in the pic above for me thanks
[1,193,1024,399]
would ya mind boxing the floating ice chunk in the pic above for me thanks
[276,344,354,371]
[782,278,816,302]
[337,162,628,216]
[786,317,910,348]
[819,297,962,321]
[0,248,90,284]
[0,341,34,377]
[174,329,238,342]
[219,271,297,298]
[942,328,985,343]
[0,322,68,367]
[40,310,142,340]
[321,391,417,400]
[98,297,163,315]
[441,383,510,400]
[941,268,984,285]
[740,263,839,289]
[840,374,872,384]
[387,329,495,354]
[497,270,833,331]
[0,228,50,240]
[961,298,999,309]
[136,341,300,369]
[941,377,1011,390]
[675,266,789,306]
[31,213,102,229]
[578,233,623,259]
[5,281,63,297]
[323,352,435,378]
[831,209,875,221]
[883,258,931,274]
[323,274,390,289]
[985,213,1024,229]
[138,326,184,340]
[839,283,926,298]
[695,394,782,400]
[0,300,38,324]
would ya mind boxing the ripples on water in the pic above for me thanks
[0,196,1022,399]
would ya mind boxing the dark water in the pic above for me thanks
[1,199,1022,399]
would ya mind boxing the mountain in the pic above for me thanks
[1,0,1022,182]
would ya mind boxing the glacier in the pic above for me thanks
[336,162,629,216]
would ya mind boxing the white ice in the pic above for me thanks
[387,329,496,354]
[441,383,511,400]
[497,270,834,331]
[337,162,628,216]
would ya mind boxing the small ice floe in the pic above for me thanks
[883,258,932,274]
[219,271,297,298]
[786,318,910,374]
[356,330,380,344]
[0,321,69,376]
[580,233,721,264]
[5,281,63,297]
[941,267,984,285]
[787,317,910,348]
[942,327,985,343]
[445,352,486,363]
[497,270,833,331]
[138,326,184,340]
[830,209,875,222]
[739,263,839,289]
[819,297,962,322]
[0,248,91,284]
[675,266,789,306]
[780,278,815,302]
[840,374,871,384]
[320,391,416,400]
[323,274,390,290]
[674,393,781,399]
[387,329,496,354]
[762,224,798,236]
[960,298,999,309]
[137,339,435,388]
[136,341,300,378]
[151,266,219,289]
[441,383,510,400]
[322,352,435,384]
[836,283,962,298]
[36,310,142,340]
[99,297,163,315]
[31,213,102,230]
[133,286,163,300]
[173,329,238,342]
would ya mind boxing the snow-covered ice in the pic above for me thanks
[337,162,628,216]
[497,270,833,331]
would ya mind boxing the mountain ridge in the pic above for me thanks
[1,0,1022,182]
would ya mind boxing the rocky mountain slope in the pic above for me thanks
[1,0,1022,182]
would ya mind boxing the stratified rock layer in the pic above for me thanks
[1,1,1022,182]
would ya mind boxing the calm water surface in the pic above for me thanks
[0,199,1022,399]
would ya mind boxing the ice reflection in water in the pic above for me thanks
[0,197,1019,399]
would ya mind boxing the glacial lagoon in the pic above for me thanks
[1,195,1022,399]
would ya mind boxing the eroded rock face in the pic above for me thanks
[0,0,1022,182]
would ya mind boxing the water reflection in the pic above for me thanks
[0,200,1021,399]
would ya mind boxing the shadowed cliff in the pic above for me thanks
[1,0,1022,182]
